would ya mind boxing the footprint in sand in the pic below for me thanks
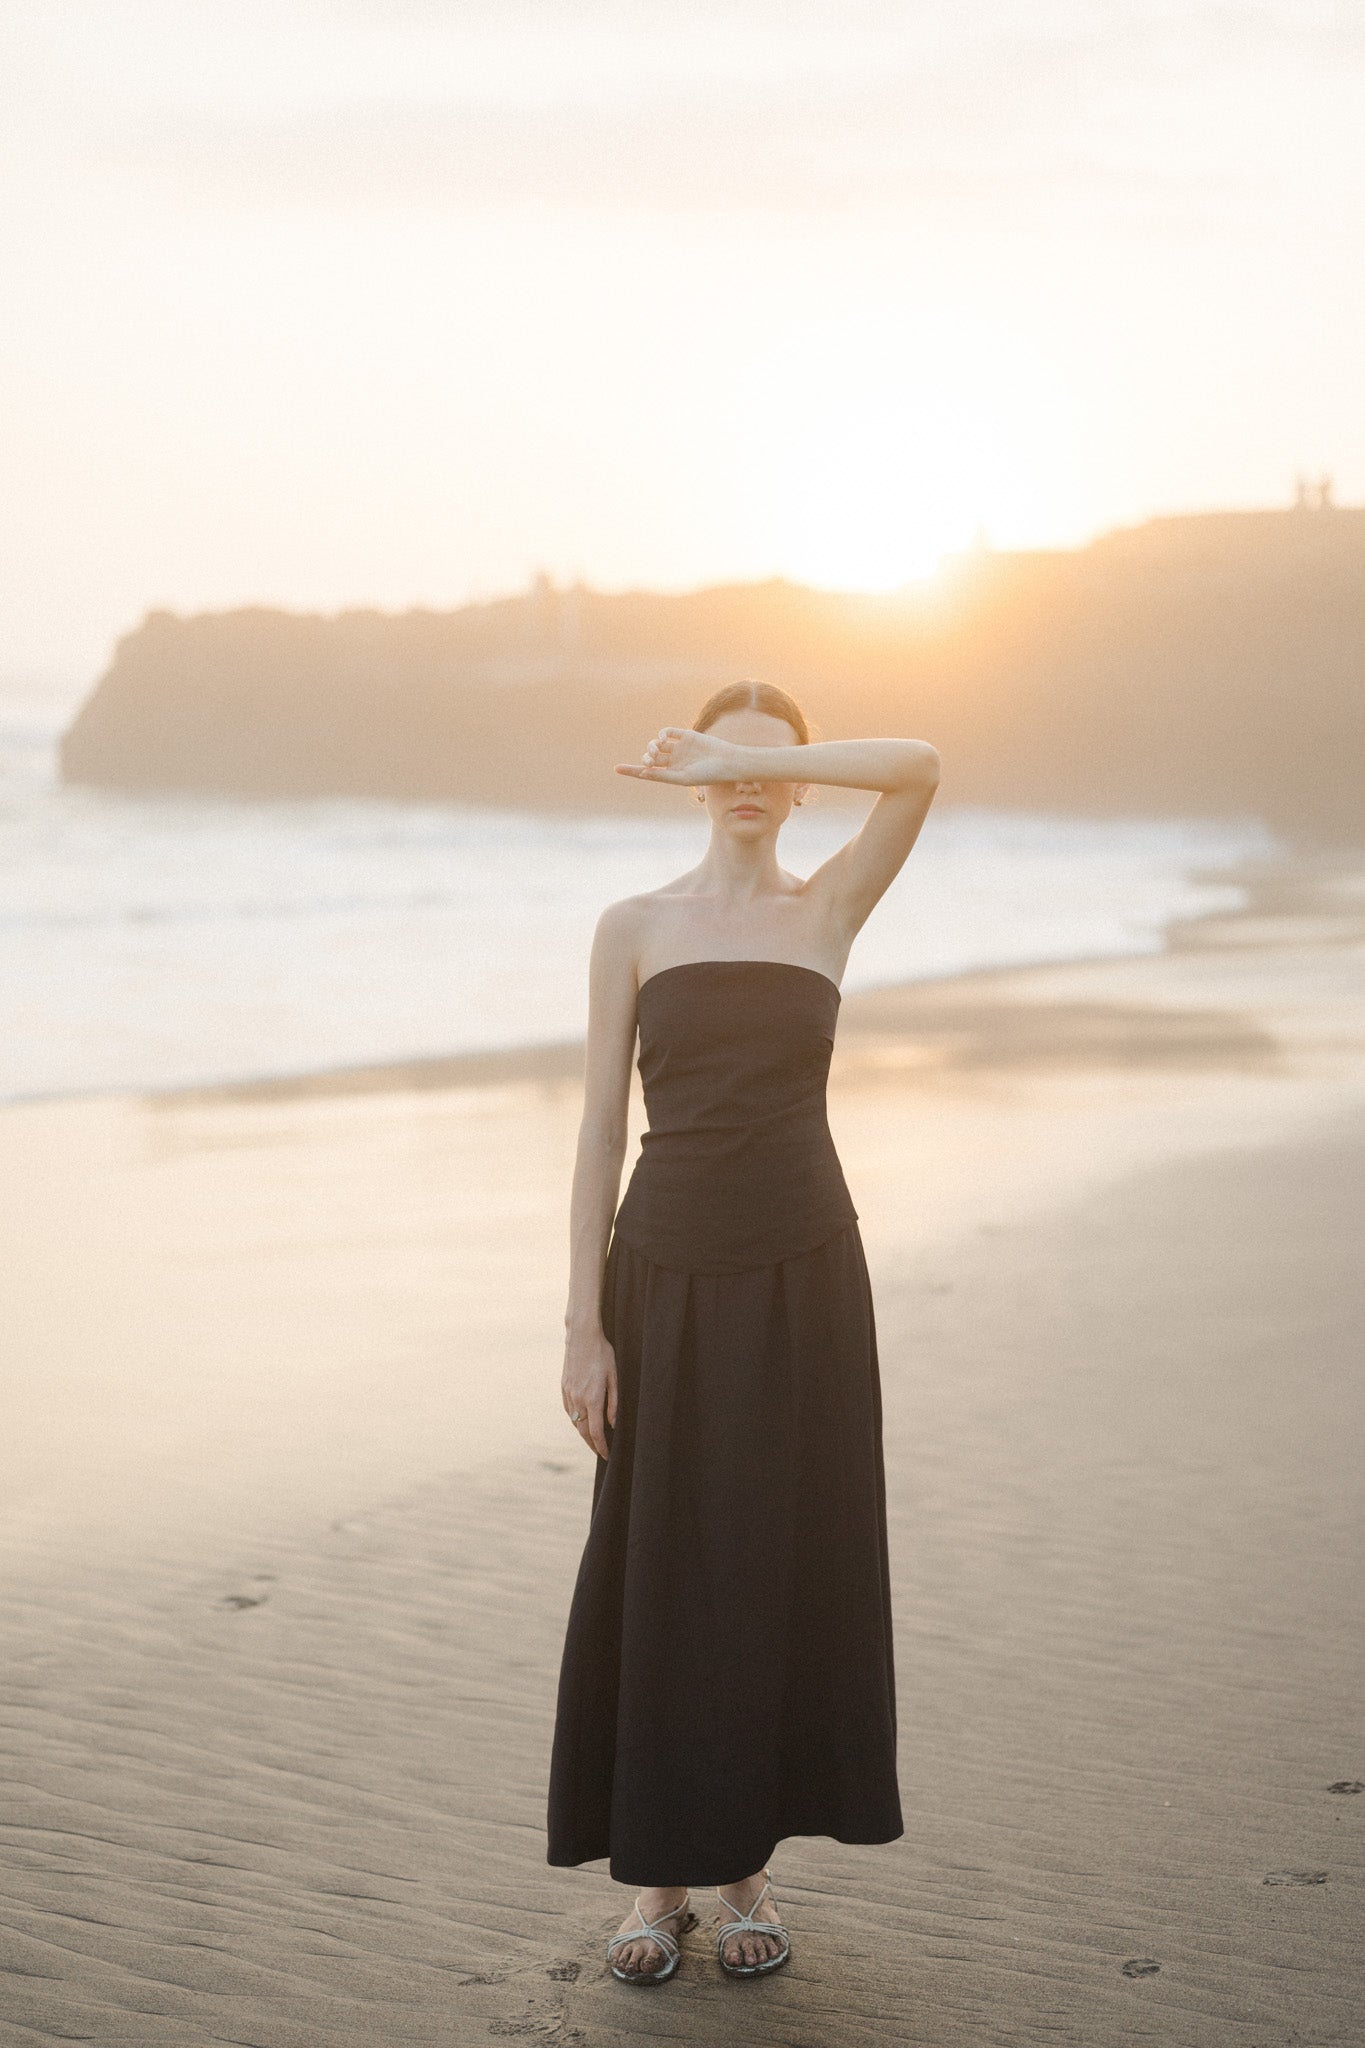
[545,1961,580,1981]
[1263,1870,1328,1885]
[1327,1780,1362,1794]
[1120,1958,1161,1977]
[221,1592,268,1609]
[489,2017,584,2042]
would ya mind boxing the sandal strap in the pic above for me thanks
[715,1873,790,1951]
[607,1893,688,1963]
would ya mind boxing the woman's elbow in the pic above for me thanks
[579,1114,628,1160]
[903,740,941,789]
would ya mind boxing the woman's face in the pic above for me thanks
[695,708,808,836]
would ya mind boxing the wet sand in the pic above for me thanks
[2,849,1363,2044]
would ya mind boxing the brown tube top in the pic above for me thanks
[609,958,859,1274]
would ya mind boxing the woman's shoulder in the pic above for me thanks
[594,885,705,991]
[595,877,700,932]
[591,888,676,965]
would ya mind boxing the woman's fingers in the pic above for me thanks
[613,727,701,781]
[562,1388,610,1458]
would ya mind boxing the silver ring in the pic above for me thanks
[571,1410,582,1424]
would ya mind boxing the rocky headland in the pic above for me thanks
[60,502,1365,839]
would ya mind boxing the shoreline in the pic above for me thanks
[149,838,1365,1107]
[0,927,1238,1115]
[6,838,1355,1116]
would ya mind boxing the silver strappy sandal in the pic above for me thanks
[715,1868,793,1976]
[606,1891,691,1985]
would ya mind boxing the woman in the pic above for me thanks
[546,680,940,1983]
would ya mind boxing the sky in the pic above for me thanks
[1,0,1363,683]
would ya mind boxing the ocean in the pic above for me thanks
[1,695,1277,1103]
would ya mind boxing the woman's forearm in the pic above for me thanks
[564,1120,628,1335]
[728,736,939,794]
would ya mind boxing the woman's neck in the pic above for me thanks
[691,832,790,902]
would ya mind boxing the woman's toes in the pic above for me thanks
[722,1923,780,1968]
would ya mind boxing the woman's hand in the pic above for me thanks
[562,1327,618,1460]
[615,726,780,786]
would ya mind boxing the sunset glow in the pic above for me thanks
[727,306,1086,586]
[0,3,1361,673]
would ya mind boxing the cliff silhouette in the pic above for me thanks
[59,501,1365,840]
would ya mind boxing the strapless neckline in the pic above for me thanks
[637,958,841,1002]
[616,951,856,1273]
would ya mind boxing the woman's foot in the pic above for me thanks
[715,1869,789,1972]
[608,1887,689,1980]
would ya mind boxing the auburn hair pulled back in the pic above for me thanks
[692,679,816,745]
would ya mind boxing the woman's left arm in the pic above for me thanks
[786,738,941,938]
[766,736,940,797]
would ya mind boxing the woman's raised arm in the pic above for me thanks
[618,725,941,941]
[792,737,941,940]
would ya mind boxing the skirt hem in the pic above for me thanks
[547,1821,906,1890]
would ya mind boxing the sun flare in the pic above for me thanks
[729,309,1084,590]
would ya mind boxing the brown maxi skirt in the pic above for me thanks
[545,1218,904,1887]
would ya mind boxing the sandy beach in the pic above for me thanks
[3,848,1364,2046]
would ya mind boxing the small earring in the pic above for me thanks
[694,789,706,804]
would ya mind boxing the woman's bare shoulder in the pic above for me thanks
[594,884,696,980]
[596,876,699,929]
[592,891,660,958]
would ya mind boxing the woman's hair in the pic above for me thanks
[692,679,816,745]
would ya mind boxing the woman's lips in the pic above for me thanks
[731,804,762,815]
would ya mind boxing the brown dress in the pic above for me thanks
[546,959,903,1886]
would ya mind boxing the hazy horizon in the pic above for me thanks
[2,0,1362,679]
